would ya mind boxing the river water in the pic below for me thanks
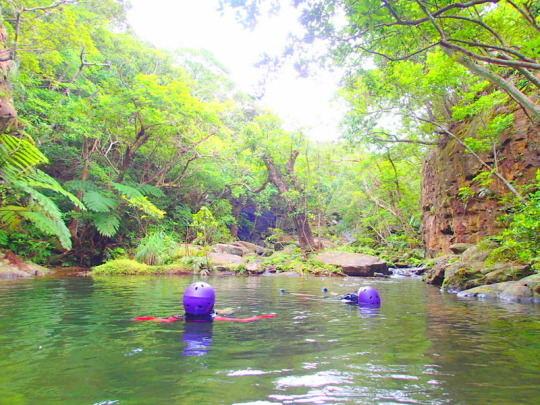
[0,275,538,405]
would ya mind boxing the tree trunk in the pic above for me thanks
[0,25,17,133]
[230,199,245,239]
[262,152,317,250]
[68,136,99,244]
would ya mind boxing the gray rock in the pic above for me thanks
[0,260,53,278]
[211,244,245,257]
[449,243,474,254]
[313,251,388,277]
[423,256,456,285]
[462,245,491,262]
[230,241,270,256]
[457,274,540,303]
[207,252,244,270]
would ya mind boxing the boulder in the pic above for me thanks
[449,243,474,254]
[207,252,244,270]
[245,259,266,274]
[423,256,456,285]
[313,251,388,277]
[212,243,246,257]
[457,274,540,303]
[461,245,492,262]
[231,241,271,256]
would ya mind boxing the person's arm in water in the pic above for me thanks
[133,313,276,323]
[133,315,184,323]
[214,314,275,322]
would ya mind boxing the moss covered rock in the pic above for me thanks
[458,274,540,303]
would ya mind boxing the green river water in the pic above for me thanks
[0,275,539,405]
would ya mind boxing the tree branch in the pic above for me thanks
[440,40,540,70]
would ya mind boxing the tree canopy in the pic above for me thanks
[0,0,537,268]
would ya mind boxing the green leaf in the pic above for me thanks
[21,212,72,250]
[137,183,165,197]
[64,180,100,193]
[83,191,118,212]
[92,212,120,237]
[111,182,143,198]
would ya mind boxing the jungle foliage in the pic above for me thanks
[0,0,538,269]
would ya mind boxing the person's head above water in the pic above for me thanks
[356,286,381,307]
[183,282,215,315]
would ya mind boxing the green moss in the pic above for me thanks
[91,259,193,275]
[92,259,152,275]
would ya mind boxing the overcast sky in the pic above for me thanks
[127,0,344,141]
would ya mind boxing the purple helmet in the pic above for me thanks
[357,286,381,306]
[183,282,215,315]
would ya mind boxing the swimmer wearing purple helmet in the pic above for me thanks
[341,286,381,306]
[134,282,275,323]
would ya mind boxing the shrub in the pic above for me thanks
[134,231,177,265]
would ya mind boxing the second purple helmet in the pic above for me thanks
[183,282,215,315]
[357,286,381,306]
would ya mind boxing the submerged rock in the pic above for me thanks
[312,251,388,277]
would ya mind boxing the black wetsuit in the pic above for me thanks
[340,293,358,304]
[172,311,216,323]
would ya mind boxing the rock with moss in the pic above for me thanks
[449,243,474,254]
[457,274,540,303]
[441,262,485,292]
[423,256,457,285]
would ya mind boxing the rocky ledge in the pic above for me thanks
[312,251,389,277]
[423,242,539,303]
[457,274,540,303]
[0,250,53,278]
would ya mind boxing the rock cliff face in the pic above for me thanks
[421,106,540,257]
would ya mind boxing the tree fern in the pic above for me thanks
[64,180,100,193]
[137,183,165,197]
[21,211,72,250]
[0,206,25,229]
[111,182,143,199]
[0,133,48,172]
[92,212,120,237]
[83,190,118,212]
[26,170,85,210]
[0,133,83,250]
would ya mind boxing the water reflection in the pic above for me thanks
[181,321,214,356]
[358,305,381,318]
[0,276,538,405]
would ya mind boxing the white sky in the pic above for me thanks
[127,0,345,141]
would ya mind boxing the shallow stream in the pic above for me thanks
[0,275,539,404]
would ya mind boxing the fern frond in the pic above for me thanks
[21,211,72,250]
[64,179,100,193]
[136,183,165,197]
[27,170,85,210]
[111,182,143,199]
[83,191,118,212]
[0,133,48,172]
[0,205,26,230]
[92,212,120,237]
[22,184,63,217]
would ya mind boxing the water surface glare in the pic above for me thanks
[0,275,539,404]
